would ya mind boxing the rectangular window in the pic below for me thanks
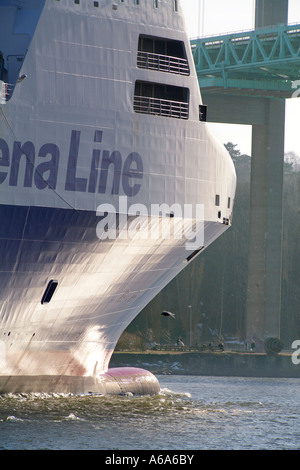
[174,0,178,11]
[215,194,220,206]
[199,104,207,122]
[137,35,189,75]
[153,0,158,8]
[41,280,58,305]
[134,81,189,119]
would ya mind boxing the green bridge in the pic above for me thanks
[191,22,300,99]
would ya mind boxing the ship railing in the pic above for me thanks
[0,81,14,103]
[137,51,189,75]
[134,95,189,119]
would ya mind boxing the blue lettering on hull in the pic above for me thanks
[0,130,144,196]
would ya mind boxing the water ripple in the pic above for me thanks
[1,376,300,450]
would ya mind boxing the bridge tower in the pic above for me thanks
[192,0,297,352]
[247,0,288,353]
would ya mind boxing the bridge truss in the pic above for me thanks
[191,23,300,99]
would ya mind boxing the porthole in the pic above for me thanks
[41,280,58,304]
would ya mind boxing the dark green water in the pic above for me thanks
[0,375,299,450]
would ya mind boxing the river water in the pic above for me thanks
[0,375,299,451]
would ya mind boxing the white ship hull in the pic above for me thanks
[0,0,236,394]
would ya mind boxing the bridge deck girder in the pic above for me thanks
[191,23,300,99]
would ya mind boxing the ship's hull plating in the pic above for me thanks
[0,0,236,394]
[0,368,161,396]
[0,203,227,379]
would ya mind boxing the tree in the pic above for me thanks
[224,142,241,160]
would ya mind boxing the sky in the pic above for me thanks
[181,0,300,157]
